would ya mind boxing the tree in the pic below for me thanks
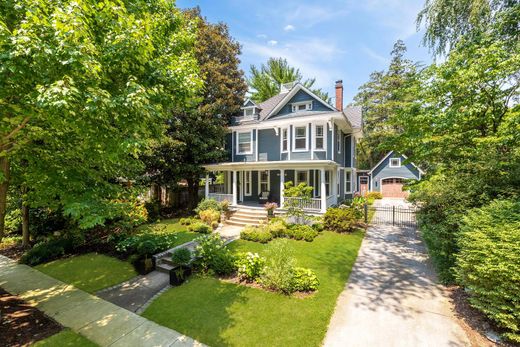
[248,58,330,103]
[417,0,519,55]
[145,8,248,210]
[353,40,420,169]
[0,0,201,242]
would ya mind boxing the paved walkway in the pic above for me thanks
[324,211,470,346]
[0,255,204,347]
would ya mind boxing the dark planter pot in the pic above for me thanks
[169,265,192,286]
[133,257,155,275]
[267,210,275,218]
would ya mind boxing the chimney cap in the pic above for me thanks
[335,80,343,85]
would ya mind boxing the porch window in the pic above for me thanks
[237,131,252,154]
[325,171,330,196]
[281,128,288,152]
[293,125,307,151]
[314,125,324,150]
[295,170,308,185]
[345,171,352,193]
[390,158,401,168]
[259,170,270,193]
[244,171,252,196]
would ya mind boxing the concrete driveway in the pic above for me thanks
[323,212,470,346]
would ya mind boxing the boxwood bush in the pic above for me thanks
[323,207,359,233]
[456,199,520,343]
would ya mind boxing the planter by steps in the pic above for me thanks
[169,265,192,286]
[132,257,155,275]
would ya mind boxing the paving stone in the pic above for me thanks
[110,320,181,347]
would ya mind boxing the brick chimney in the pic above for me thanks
[335,80,343,111]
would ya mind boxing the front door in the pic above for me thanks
[360,176,369,196]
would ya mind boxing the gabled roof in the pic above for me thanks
[343,106,362,129]
[257,93,288,121]
[242,98,258,108]
[368,151,426,175]
[264,82,336,120]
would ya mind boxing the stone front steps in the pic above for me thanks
[225,207,268,227]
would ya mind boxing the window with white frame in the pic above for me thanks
[259,170,270,192]
[281,128,288,152]
[293,125,307,151]
[314,125,325,150]
[237,131,252,154]
[244,171,252,196]
[295,170,308,185]
[389,158,401,168]
[325,171,330,196]
[291,101,312,112]
[244,107,254,117]
[345,171,352,193]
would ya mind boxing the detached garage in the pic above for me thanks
[358,151,424,198]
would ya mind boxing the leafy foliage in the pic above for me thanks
[20,231,84,266]
[291,267,319,292]
[198,209,220,227]
[116,230,179,258]
[283,181,314,222]
[456,200,520,342]
[259,239,296,294]
[235,252,266,282]
[193,234,235,275]
[187,222,212,234]
[195,198,222,214]
[323,207,360,233]
[240,226,273,243]
[171,248,192,266]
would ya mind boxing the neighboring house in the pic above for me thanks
[203,80,363,213]
[357,151,424,198]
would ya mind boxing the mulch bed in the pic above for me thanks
[0,287,62,347]
[0,244,26,262]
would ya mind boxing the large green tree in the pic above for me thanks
[145,8,248,210]
[248,57,330,103]
[353,40,419,169]
[0,0,201,242]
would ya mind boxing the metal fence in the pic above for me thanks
[365,204,417,228]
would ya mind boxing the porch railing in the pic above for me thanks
[284,197,322,211]
[326,195,336,208]
[207,193,233,203]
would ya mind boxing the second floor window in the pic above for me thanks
[315,125,324,150]
[281,128,288,152]
[291,101,312,112]
[294,126,307,151]
[237,131,252,154]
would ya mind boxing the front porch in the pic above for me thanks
[203,161,341,213]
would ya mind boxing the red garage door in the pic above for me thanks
[381,178,408,198]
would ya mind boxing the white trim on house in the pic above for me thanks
[389,157,401,168]
[292,124,309,152]
[244,170,252,196]
[367,150,425,175]
[236,130,253,155]
[337,128,341,154]
[344,169,353,194]
[204,160,339,172]
[258,170,270,193]
[312,123,327,152]
[291,100,313,112]
[255,129,259,161]
[280,127,289,154]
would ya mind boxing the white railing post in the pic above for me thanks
[232,170,238,206]
[320,168,326,213]
[205,173,210,199]
[280,169,285,208]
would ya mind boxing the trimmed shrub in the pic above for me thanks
[171,248,192,266]
[20,232,84,266]
[199,209,220,226]
[188,222,212,234]
[323,207,359,233]
[456,200,520,343]
[116,232,178,257]
[267,220,287,238]
[288,224,318,242]
[194,234,235,275]
[195,198,221,214]
[235,252,266,281]
[291,267,319,292]
[240,226,273,243]
[260,239,295,294]
[366,191,383,200]
[179,217,196,226]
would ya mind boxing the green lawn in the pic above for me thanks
[137,218,199,246]
[142,230,364,347]
[35,253,137,293]
[33,329,98,347]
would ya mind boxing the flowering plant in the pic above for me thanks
[235,252,266,281]
[264,202,278,211]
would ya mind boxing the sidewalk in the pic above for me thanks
[323,219,470,346]
[0,255,204,347]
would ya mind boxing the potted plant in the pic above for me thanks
[169,248,192,286]
[133,240,156,275]
[264,202,278,218]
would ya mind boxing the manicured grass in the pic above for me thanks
[35,253,137,293]
[33,329,98,347]
[142,230,364,347]
[137,218,198,246]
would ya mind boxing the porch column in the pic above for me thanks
[320,168,326,213]
[232,170,238,205]
[280,169,285,208]
[205,173,210,198]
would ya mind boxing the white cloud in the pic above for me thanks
[361,46,388,64]
[267,40,278,46]
[284,4,349,28]
[256,34,267,39]
[284,24,295,32]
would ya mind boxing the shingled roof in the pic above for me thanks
[343,105,362,129]
[257,92,289,121]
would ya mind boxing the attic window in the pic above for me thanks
[243,107,256,117]
[291,101,312,112]
[389,158,401,168]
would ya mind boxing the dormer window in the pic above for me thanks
[390,158,401,168]
[291,101,312,112]
[243,106,258,118]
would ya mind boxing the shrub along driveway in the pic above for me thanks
[323,221,470,346]
[142,230,364,347]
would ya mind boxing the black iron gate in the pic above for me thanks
[364,204,417,228]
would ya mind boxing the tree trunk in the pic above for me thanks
[186,177,200,212]
[0,156,10,243]
[21,185,29,247]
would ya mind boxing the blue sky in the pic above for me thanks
[177,0,432,104]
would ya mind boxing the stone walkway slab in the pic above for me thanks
[323,211,470,347]
[0,255,205,347]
